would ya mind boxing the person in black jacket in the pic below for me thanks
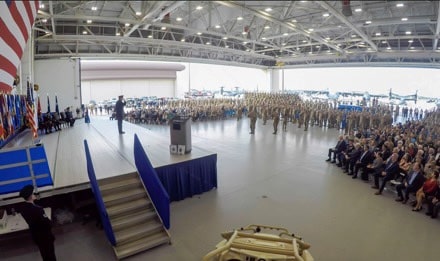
[115,95,126,134]
[19,185,56,261]
[395,162,425,204]
[326,135,346,163]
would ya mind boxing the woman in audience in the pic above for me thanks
[413,170,439,211]
[399,153,412,175]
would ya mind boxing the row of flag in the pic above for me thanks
[0,81,61,143]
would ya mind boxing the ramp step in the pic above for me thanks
[107,198,151,218]
[98,172,138,186]
[111,208,157,232]
[114,230,170,259]
[102,187,146,206]
[114,221,163,244]
[100,178,142,195]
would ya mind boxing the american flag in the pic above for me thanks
[26,81,38,138]
[0,96,5,141]
[0,0,39,92]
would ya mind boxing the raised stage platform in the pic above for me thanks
[0,117,217,205]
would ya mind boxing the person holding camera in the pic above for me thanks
[19,185,56,261]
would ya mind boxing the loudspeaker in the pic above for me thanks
[170,145,177,154]
[177,145,185,155]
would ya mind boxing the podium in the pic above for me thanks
[170,116,191,154]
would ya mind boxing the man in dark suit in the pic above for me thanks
[353,144,374,180]
[326,135,346,163]
[345,143,362,176]
[19,185,56,261]
[395,162,425,204]
[375,153,400,195]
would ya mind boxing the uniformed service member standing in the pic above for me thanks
[248,107,257,134]
[19,185,56,261]
[115,95,127,134]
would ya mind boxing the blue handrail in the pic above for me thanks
[133,134,170,229]
[83,140,116,245]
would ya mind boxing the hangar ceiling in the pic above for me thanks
[34,1,440,68]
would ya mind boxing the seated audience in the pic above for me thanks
[375,153,400,195]
[413,170,439,211]
[395,162,425,204]
[326,135,346,164]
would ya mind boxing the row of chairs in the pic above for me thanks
[38,112,75,134]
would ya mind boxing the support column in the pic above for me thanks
[270,68,283,93]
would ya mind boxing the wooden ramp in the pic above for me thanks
[99,172,171,260]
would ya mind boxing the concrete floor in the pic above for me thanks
[1,117,439,260]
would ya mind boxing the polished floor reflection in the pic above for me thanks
[2,116,439,261]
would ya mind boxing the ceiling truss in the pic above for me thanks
[33,1,440,68]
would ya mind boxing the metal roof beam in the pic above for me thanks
[433,2,440,50]
[125,1,169,37]
[49,1,56,36]
[214,1,343,54]
[316,1,378,52]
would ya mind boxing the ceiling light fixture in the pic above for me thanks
[243,41,248,44]
[42,18,47,23]
[148,35,153,38]
[283,33,288,36]
[39,3,45,9]
[302,40,307,43]
[396,3,404,8]
[323,13,330,17]
[375,32,381,36]
[265,7,272,12]
[282,43,286,46]
[125,23,130,27]
[325,37,330,40]
[82,31,87,35]
[136,11,142,16]
[116,32,120,36]
[161,26,167,30]
[196,6,203,10]
[215,25,221,29]
[401,17,408,21]
[354,8,362,12]
[197,32,202,35]
[381,41,387,44]
[261,37,267,40]
[87,20,92,24]
[408,40,413,43]
[410,46,415,49]
[291,19,297,23]
[176,17,182,22]
[405,31,411,35]
[365,20,372,24]
[206,42,211,45]
[387,47,391,50]
[225,45,229,48]
[351,34,357,38]
[242,31,247,35]
[308,28,314,32]
[223,36,228,40]
[264,25,270,29]
[181,39,185,42]
[91,6,97,11]
[237,16,243,21]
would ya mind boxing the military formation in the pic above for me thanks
[243,92,401,135]
[121,92,437,139]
